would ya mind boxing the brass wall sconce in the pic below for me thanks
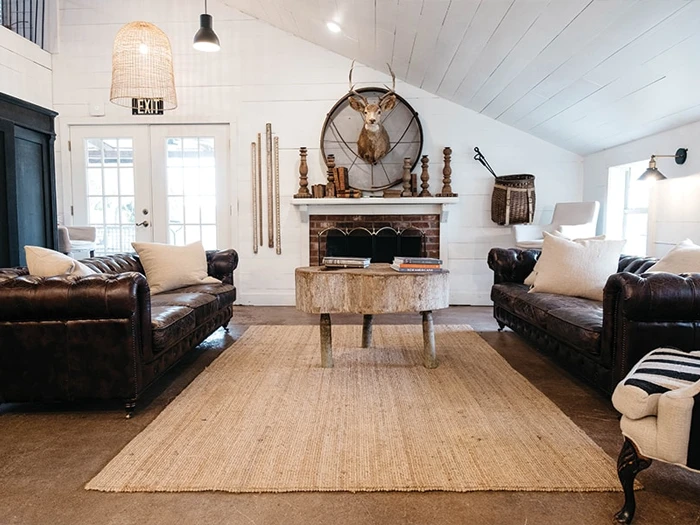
[638,148,688,181]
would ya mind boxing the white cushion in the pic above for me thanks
[523,233,606,287]
[528,232,624,301]
[647,239,700,273]
[131,241,220,295]
[555,223,596,240]
[24,246,96,277]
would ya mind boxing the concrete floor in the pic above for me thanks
[1,306,699,525]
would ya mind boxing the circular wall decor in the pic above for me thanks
[320,87,423,192]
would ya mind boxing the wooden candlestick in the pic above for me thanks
[294,147,311,198]
[326,154,336,197]
[436,146,457,197]
[419,155,432,197]
[401,157,413,197]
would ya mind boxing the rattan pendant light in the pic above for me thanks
[110,21,177,110]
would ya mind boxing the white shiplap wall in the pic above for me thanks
[583,119,700,252]
[53,0,583,306]
[0,26,52,108]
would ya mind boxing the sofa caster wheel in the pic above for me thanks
[125,401,136,419]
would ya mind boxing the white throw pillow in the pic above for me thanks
[647,239,700,274]
[528,232,624,301]
[555,223,596,240]
[131,241,220,295]
[24,246,96,277]
[523,232,606,286]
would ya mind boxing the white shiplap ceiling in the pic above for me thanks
[224,0,700,155]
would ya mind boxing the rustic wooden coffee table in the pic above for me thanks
[295,263,450,368]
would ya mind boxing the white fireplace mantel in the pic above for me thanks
[291,196,459,223]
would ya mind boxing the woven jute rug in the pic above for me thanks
[86,325,622,493]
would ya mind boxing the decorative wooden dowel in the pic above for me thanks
[294,146,311,198]
[422,310,438,368]
[257,133,263,245]
[266,123,274,248]
[401,157,412,197]
[419,155,432,197]
[436,146,457,197]
[326,154,336,198]
[251,142,258,254]
[274,136,282,255]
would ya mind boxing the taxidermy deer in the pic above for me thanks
[347,61,397,164]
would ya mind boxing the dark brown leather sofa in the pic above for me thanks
[488,247,700,394]
[0,249,238,416]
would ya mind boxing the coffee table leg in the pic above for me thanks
[362,314,373,348]
[320,313,333,368]
[421,310,438,368]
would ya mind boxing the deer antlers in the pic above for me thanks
[348,60,396,103]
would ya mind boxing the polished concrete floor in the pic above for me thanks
[1,306,699,525]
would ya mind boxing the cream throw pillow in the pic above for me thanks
[647,239,700,273]
[24,246,96,277]
[131,241,220,295]
[528,232,624,301]
[523,232,606,286]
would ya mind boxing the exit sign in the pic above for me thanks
[132,98,164,115]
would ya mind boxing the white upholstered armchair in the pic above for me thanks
[57,225,97,258]
[512,201,600,248]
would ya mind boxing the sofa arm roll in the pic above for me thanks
[604,272,700,321]
[206,249,239,285]
[487,247,539,284]
[0,272,150,321]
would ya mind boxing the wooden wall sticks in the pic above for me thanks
[251,141,259,254]
[257,133,263,245]
[266,123,274,248]
[274,136,281,255]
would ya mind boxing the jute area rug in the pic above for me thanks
[87,325,622,493]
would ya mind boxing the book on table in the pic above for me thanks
[389,263,444,273]
[322,256,371,268]
[393,257,443,265]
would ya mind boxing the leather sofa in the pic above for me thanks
[0,249,238,416]
[488,248,700,394]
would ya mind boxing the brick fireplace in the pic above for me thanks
[309,214,440,266]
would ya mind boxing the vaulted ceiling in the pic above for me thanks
[225,0,700,156]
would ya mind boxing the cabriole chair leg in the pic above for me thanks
[615,437,652,524]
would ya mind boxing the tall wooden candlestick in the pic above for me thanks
[401,157,413,197]
[419,155,432,197]
[437,146,457,197]
[326,154,336,197]
[294,147,311,198]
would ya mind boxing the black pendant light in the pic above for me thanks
[193,0,220,52]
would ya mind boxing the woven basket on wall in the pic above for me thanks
[491,174,536,226]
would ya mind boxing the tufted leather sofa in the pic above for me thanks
[0,249,238,416]
[488,248,700,394]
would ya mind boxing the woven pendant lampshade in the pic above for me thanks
[110,21,177,110]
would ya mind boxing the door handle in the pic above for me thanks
[135,221,150,227]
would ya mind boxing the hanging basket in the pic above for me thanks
[473,147,536,226]
[491,174,536,226]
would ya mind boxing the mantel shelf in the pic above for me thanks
[291,196,459,223]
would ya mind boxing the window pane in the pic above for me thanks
[627,180,650,210]
[120,197,135,223]
[88,197,103,224]
[169,224,185,245]
[185,225,201,244]
[200,169,216,195]
[103,168,119,195]
[104,196,120,223]
[167,168,184,195]
[87,139,103,165]
[87,168,102,195]
[168,196,184,224]
[120,168,134,195]
[167,138,183,167]
[184,196,200,223]
[200,196,216,223]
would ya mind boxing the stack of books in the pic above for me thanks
[390,256,443,272]
[322,256,371,268]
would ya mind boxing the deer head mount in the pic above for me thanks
[347,61,397,165]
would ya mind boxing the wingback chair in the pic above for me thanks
[611,347,700,523]
[57,225,97,258]
[512,201,600,248]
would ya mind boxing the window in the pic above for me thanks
[606,160,649,256]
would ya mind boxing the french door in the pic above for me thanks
[69,125,229,255]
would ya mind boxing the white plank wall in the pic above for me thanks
[583,119,700,245]
[0,26,52,108]
[49,0,582,306]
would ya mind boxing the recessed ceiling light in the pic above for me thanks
[326,21,342,33]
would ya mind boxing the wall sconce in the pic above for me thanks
[193,0,220,52]
[638,148,688,181]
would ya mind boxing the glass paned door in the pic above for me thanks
[150,126,229,249]
[70,126,152,255]
[70,125,229,255]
